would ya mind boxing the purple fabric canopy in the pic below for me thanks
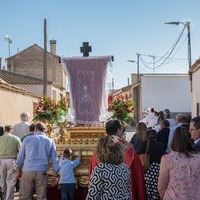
[62,56,112,125]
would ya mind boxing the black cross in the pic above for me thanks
[80,42,92,57]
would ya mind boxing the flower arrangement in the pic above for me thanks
[34,97,68,127]
[108,94,135,126]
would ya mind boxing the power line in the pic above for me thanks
[138,26,187,72]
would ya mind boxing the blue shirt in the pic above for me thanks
[166,123,182,153]
[16,132,59,173]
[59,156,81,184]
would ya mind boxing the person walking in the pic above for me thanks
[157,119,170,152]
[166,114,183,153]
[87,136,132,199]
[90,120,146,200]
[21,123,36,142]
[163,109,176,128]
[130,122,147,153]
[189,116,200,151]
[15,122,59,200]
[139,129,165,199]
[13,112,31,193]
[13,112,30,139]
[0,126,3,136]
[59,148,81,200]
[0,125,21,200]
[158,126,200,199]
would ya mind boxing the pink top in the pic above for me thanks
[158,151,200,200]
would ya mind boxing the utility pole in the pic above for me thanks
[187,22,192,90]
[136,53,140,122]
[165,21,192,91]
[43,18,47,97]
[152,56,155,73]
[127,53,141,122]
[136,53,140,82]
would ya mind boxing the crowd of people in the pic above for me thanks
[1,109,200,200]
[0,112,59,200]
[128,108,200,200]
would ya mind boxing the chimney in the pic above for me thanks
[49,39,57,55]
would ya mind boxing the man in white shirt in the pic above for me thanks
[13,112,30,139]
[12,112,30,192]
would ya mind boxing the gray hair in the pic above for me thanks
[20,112,30,121]
[163,109,170,117]
[176,114,184,123]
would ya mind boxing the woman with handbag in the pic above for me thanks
[139,129,165,200]
[130,122,147,153]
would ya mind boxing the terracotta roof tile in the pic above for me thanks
[1,70,52,85]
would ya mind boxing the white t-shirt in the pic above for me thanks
[13,121,30,139]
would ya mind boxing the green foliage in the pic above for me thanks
[108,94,136,126]
[33,97,68,126]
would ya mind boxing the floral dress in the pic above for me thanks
[162,151,200,200]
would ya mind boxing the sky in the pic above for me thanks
[1,0,200,89]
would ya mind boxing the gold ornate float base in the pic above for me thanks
[48,126,106,188]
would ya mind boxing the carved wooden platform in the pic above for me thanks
[48,126,106,187]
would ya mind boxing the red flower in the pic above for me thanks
[115,110,121,115]
[107,94,135,126]
[121,95,125,99]
[33,97,68,126]
[43,105,47,111]
[108,95,113,103]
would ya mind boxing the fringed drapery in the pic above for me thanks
[62,56,113,125]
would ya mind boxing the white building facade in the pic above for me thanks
[131,73,191,120]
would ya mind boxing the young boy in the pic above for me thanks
[59,148,81,200]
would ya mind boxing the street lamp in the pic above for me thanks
[5,35,12,58]
[127,53,141,122]
[127,53,140,83]
[165,21,192,89]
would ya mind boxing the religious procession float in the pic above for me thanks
[33,55,135,199]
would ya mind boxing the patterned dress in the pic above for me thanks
[162,151,200,200]
[139,140,165,200]
[145,162,161,199]
[87,163,132,200]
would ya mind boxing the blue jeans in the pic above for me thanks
[60,183,75,200]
